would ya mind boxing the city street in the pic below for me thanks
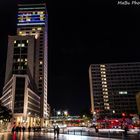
[0,132,120,140]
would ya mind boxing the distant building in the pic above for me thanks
[0,3,48,126]
[89,62,140,118]
[136,92,140,115]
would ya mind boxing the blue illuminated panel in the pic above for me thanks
[17,22,45,26]
[17,12,46,26]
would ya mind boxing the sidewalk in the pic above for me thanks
[47,133,120,140]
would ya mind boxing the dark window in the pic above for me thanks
[14,77,25,113]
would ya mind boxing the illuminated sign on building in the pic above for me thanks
[17,11,46,26]
[119,91,128,94]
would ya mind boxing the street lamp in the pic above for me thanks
[57,111,61,116]
[64,111,68,116]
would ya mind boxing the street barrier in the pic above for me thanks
[45,128,140,140]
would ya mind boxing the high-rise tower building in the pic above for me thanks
[0,3,48,126]
[17,3,48,120]
[89,62,140,118]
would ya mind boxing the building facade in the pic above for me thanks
[136,92,140,115]
[17,3,48,120]
[1,75,40,126]
[1,35,40,126]
[0,3,48,126]
[89,62,140,118]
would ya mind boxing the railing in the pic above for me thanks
[46,128,140,140]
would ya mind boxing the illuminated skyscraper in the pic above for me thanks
[0,3,48,126]
[16,3,48,121]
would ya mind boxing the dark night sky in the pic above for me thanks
[0,0,140,115]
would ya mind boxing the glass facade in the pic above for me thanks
[13,39,28,74]
[17,3,48,119]
[1,4,48,126]
[17,4,46,26]
[14,77,25,113]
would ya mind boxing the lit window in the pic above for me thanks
[104,99,109,102]
[39,77,42,80]
[102,81,107,84]
[26,40,29,43]
[104,103,109,106]
[37,27,42,30]
[102,85,107,88]
[27,18,31,21]
[40,17,44,20]
[101,71,106,74]
[40,14,44,17]
[25,58,27,62]
[119,91,127,95]
[32,28,36,31]
[21,33,26,36]
[101,75,106,78]
[100,65,105,67]
[35,33,39,39]
[18,44,21,47]
[38,11,44,15]
[103,92,108,95]
[14,40,16,44]
[21,44,25,47]
[103,95,108,98]
[21,59,23,62]
[19,31,22,35]
[39,61,43,65]
[104,107,110,110]
[105,88,108,91]
[102,78,106,81]
[101,68,105,71]
[25,62,27,65]
[26,17,31,21]
[17,58,20,62]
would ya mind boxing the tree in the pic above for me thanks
[0,105,12,122]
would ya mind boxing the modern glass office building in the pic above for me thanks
[1,36,40,126]
[89,62,140,118]
[17,4,48,120]
[0,3,48,127]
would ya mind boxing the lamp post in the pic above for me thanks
[56,110,68,125]
[64,111,68,117]
[93,111,96,119]
[63,110,68,126]
[112,110,115,118]
[57,111,61,117]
